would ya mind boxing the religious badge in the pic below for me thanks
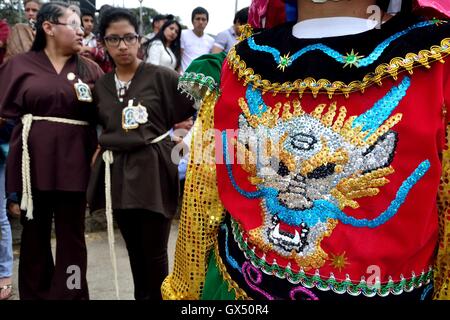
[67,72,76,81]
[74,79,93,102]
[122,100,149,131]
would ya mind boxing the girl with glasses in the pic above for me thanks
[0,1,103,300]
[144,20,182,72]
[87,8,196,300]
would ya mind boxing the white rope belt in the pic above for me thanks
[103,129,171,300]
[21,114,89,220]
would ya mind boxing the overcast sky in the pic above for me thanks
[95,0,252,35]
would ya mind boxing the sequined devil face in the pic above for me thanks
[230,81,412,269]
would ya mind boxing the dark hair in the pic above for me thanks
[234,7,249,25]
[30,2,94,85]
[151,14,166,28]
[146,20,182,70]
[24,0,42,7]
[31,1,69,52]
[98,7,139,40]
[81,10,95,20]
[191,7,209,23]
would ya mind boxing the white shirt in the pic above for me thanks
[144,32,156,41]
[180,29,214,72]
[292,17,378,39]
[214,27,237,53]
[82,32,97,48]
[146,39,177,70]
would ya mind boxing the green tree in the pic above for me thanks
[129,7,186,35]
[0,0,24,25]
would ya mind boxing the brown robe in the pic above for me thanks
[0,50,103,193]
[4,23,34,62]
[87,62,195,218]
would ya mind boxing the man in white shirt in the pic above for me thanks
[212,7,249,54]
[180,7,214,73]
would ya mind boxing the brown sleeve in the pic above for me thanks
[79,55,104,89]
[0,57,24,119]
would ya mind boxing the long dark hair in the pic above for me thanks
[31,1,69,52]
[146,20,182,70]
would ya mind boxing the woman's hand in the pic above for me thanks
[91,145,101,167]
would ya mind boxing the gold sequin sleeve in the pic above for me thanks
[434,123,450,300]
[162,91,226,300]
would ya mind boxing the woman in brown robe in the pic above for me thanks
[0,2,103,300]
[87,8,195,300]
[4,0,42,62]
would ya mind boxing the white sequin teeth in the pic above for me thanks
[267,215,310,253]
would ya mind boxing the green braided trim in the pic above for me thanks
[178,72,221,110]
[180,72,219,92]
[230,219,433,298]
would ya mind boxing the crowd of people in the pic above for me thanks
[0,0,449,303]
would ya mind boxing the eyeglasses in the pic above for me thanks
[51,21,84,32]
[104,34,139,47]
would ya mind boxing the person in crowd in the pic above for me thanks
[0,118,14,300]
[94,4,114,73]
[212,7,249,54]
[68,4,81,17]
[0,19,10,65]
[0,1,103,300]
[180,7,214,72]
[0,20,13,298]
[80,10,107,68]
[4,0,42,61]
[145,19,182,71]
[142,14,169,43]
[87,8,196,301]
[163,0,450,301]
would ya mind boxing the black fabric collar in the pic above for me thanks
[234,13,450,84]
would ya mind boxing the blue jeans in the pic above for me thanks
[0,164,13,278]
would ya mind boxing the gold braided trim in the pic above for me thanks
[227,38,450,98]
[237,24,254,42]
[434,122,450,300]
[213,237,251,300]
[161,92,226,300]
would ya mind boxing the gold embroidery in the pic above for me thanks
[300,138,349,177]
[228,38,450,98]
[239,98,402,148]
[237,24,254,42]
[329,251,350,272]
[247,207,339,270]
[161,92,226,300]
[332,167,395,210]
[434,124,450,300]
[214,238,251,300]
